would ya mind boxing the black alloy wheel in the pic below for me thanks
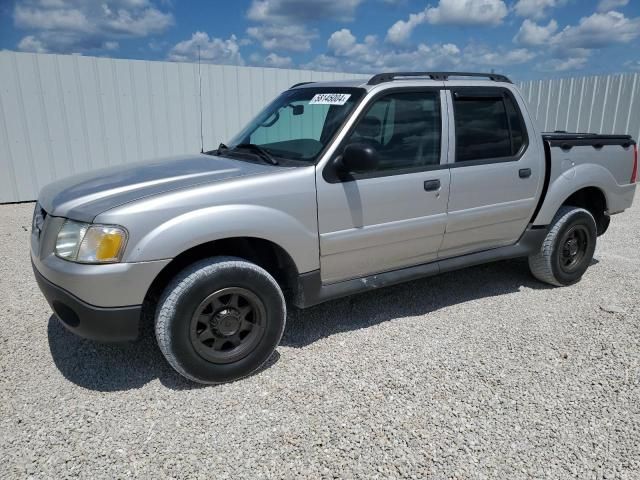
[190,287,265,364]
[557,224,590,274]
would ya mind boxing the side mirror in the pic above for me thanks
[337,143,379,174]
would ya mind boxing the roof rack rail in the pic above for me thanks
[290,81,316,88]
[367,71,512,85]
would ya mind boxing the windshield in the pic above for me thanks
[226,87,365,164]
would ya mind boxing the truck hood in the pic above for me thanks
[38,154,276,222]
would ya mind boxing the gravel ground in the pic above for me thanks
[1,201,639,479]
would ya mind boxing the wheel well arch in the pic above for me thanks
[561,186,609,235]
[141,237,300,323]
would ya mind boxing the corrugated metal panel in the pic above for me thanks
[1,50,638,203]
[518,73,640,139]
[0,51,366,202]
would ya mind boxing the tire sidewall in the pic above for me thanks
[550,209,597,285]
[161,260,285,384]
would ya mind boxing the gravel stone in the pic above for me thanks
[1,201,639,479]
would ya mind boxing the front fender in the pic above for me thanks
[125,204,319,273]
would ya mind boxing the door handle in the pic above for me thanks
[423,179,441,191]
[519,168,532,178]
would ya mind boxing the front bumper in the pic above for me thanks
[33,262,142,341]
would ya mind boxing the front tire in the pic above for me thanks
[155,257,286,384]
[528,206,597,286]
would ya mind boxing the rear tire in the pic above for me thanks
[155,256,286,384]
[528,206,597,286]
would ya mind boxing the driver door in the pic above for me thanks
[316,88,450,284]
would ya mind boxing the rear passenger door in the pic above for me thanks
[440,86,544,257]
[317,89,450,283]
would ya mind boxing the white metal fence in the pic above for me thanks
[0,51,365,203]
[0,50,638,203]
[518,73,639,139]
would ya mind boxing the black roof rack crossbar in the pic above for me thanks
[290,81,316,88]
[367,71,512,85]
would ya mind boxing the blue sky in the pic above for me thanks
[1,0,639,80]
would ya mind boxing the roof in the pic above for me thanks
[290,79,369,89]
[290,72,512,91]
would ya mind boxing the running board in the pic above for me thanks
[294,228,547,308]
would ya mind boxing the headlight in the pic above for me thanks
[55,220,128,263]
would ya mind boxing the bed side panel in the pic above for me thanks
[532,144,636,225]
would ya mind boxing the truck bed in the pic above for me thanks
[542,133,635,188]
[534,131,637,225]
[542,132,635,149]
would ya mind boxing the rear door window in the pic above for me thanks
[453,90,526,162]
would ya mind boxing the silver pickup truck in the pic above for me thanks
[31,71,637,384]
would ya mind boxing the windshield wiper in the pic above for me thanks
[202,143,228,156]
[233,143,279,165]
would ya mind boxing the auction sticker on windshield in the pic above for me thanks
[309,93,351,105]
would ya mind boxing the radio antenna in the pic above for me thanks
[198,45,204,153]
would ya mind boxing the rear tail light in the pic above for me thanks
[631,143,638,183]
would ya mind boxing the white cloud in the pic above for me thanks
[424,0,508,26]
[167,32,244,65]
[385,0,508,45]
[328,29,377,57]
[624,59,640,71]
[327,29,358,55]
[551,11,640,49]
[442,43,461,55]
[537,57,588,72]
[246,0,357,54]
[597,0,629,12]
[17,35,48,52]
[386,11,427,44]
[514,19,558,46]
[249,52,293,68]
[513,0,565,21]
[147,38,168,51]
[305,31,463,72]
[13,0,173,53]
[303,29,529,74]
[511,10,640,73]
[247,0,364,23]
[101,2,173,36]
[14,4,91,31]
[465,46,536,66]
[263,52,292,67]
[556,57,588,70]
[247,24,316,52]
